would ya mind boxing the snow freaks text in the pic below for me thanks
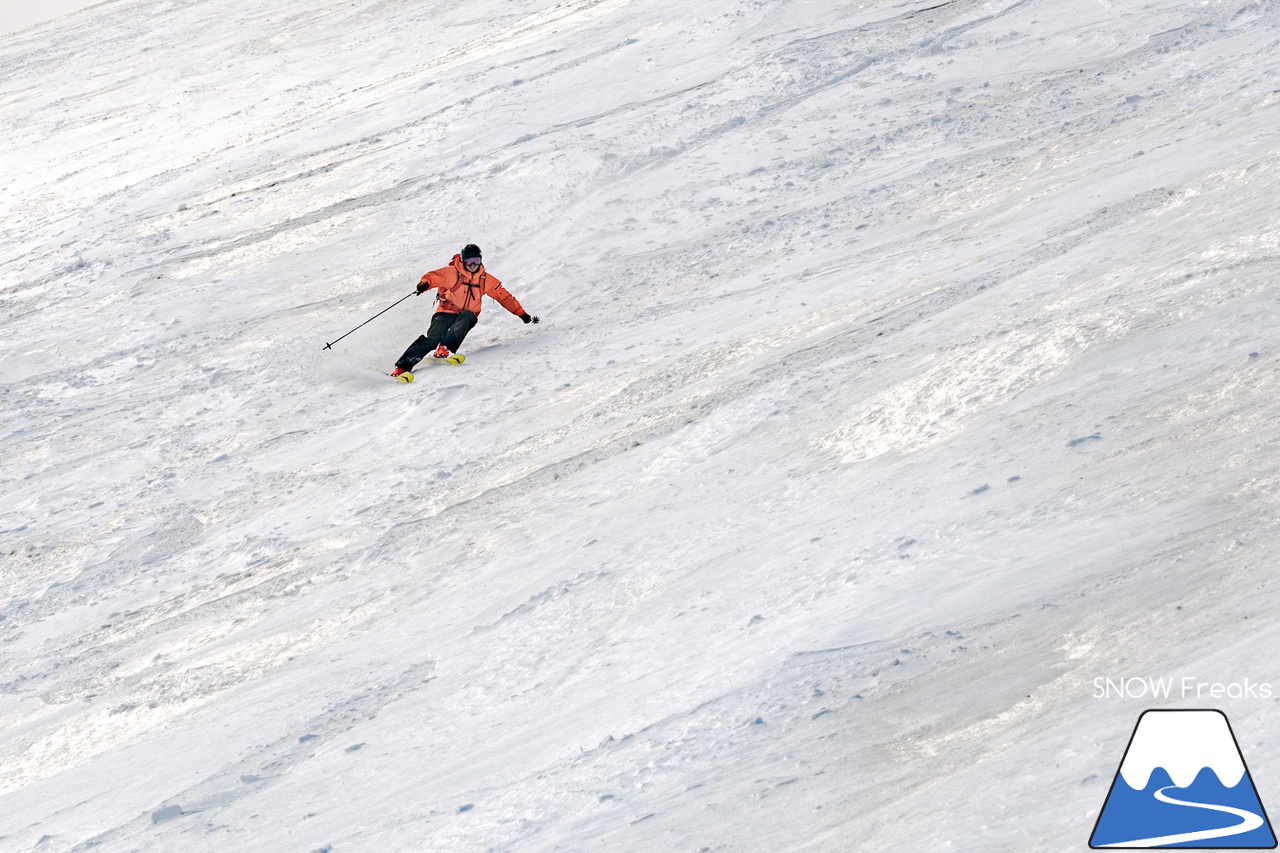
[1093,677,1274,701]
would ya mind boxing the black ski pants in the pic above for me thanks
[396,310,477,371]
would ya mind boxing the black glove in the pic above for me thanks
[521,313,540,324]
[416,282,429,294]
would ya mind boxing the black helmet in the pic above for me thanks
[461,244,482,262]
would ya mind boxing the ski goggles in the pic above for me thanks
[462,257,482,266]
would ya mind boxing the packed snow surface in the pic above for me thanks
[3,0,1280,849]
[0,0,103,38]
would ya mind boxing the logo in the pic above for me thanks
[1090,709,1276,848]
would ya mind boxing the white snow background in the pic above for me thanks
[3,0,1280,849]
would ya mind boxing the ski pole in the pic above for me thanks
[323,291,416,350]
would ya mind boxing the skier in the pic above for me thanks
[391,244,538,379]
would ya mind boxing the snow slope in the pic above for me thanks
[3,0,1280,849]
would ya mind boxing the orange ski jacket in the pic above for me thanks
[417,255,525,318]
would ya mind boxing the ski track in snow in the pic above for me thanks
[4,0,1280,849]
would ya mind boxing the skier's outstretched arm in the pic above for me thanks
[416,267,450,294]
[489,281,538,323]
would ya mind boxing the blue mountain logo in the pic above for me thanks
[1091,709,1276,848]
